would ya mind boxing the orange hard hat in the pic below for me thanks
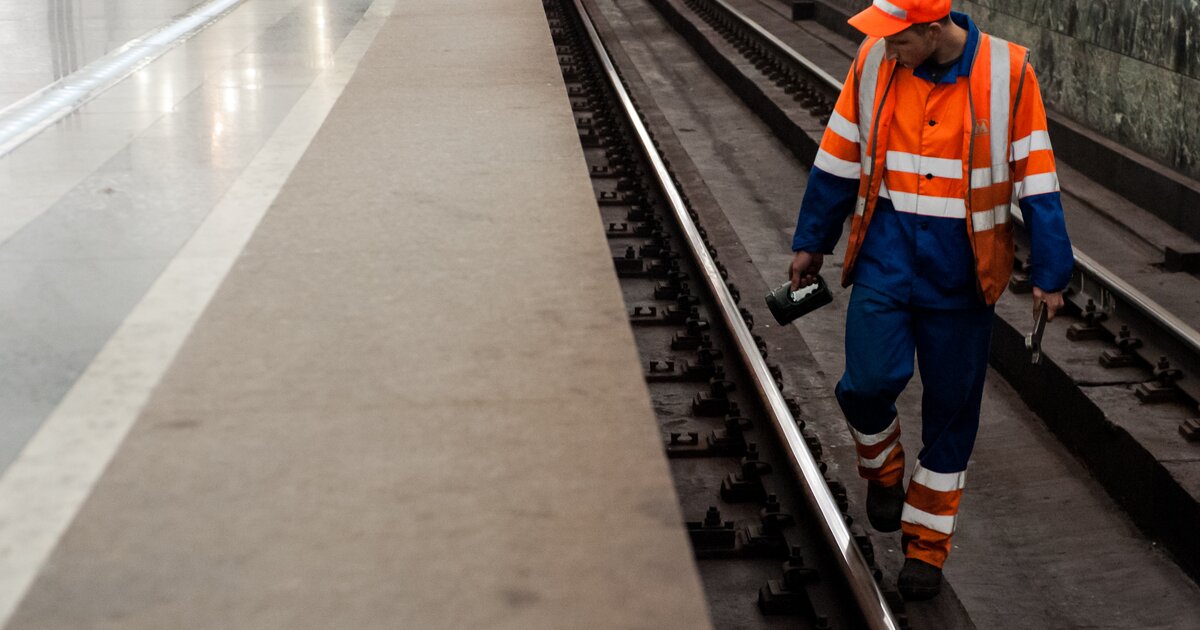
[848,0,952,37]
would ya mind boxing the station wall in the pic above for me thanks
[827,0,1200,182]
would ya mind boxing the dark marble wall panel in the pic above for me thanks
[1037,0,1078,33]
[1175,77,1200,173]
[1134,1,1174,66]
[1075,1,1118,48]
[955,0,1200,178]
[982,0,1023,26]
[977,6,1042,57]
[1179,0,1200,77]
[831,0,1179,71]
[957,0,1186,73]
[1114,55,1182,165]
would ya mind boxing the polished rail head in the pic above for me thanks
[1009,207,1200,362]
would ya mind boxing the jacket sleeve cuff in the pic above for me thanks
[792,166,859,253]
[1020,192,1074,292]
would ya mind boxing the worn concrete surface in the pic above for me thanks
[0,0,376,475]
[3,1,713,628]
[590,0,1200,626]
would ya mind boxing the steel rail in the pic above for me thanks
[1010,208,1200,365]
[1071,249,1200,366]
[700,0,1200,384]
[570,1,902,628]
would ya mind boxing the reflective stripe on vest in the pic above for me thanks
[972,36,1014,235]
[854,39,889,218]
[844,34,1029,305]
[989,37,1011,171]
[853,36,1015,231]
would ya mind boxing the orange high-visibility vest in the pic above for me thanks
[826,34,1054,305]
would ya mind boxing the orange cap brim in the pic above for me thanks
[847,6,911,38]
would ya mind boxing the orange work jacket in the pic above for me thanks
[816,33,1059,304]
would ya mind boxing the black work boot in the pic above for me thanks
[898,558,943,600]
[865,481,904,532]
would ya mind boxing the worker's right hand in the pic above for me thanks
[789,251,824,291]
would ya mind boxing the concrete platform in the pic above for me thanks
[2,1,711,628]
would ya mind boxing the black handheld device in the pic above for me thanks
[765,275,833,325]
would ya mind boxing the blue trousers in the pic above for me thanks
[835,284,994,475]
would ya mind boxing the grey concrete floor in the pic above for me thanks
[0,0,208,110]
[589,0,1200,626]
[0,0,374,472]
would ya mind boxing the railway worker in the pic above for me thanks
[787,0,1074,600]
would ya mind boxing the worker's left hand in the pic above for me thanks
[1032,287,1064,322]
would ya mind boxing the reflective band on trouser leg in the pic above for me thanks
[900,463,966,568]
[848,417,905,487]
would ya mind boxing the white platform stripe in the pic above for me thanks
[0,0,248,160]
[970,164,1010,188]
[827,111,860,144]
[1017,171,1060,198]
[886,190,967,219]
[815,148,861,179]
[0,1,399,625]
[858,441,899,469]
[873,0,907,20]
[912,464,966,492]
[1012,130,1053,161]
[848,417,899,447]
[971,204,1012,232]
[902,504,957,534]
[885,151,961,179]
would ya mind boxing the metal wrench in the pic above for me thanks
[1026,302,1049,365]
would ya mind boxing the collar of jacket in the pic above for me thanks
[912,11,980,85]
